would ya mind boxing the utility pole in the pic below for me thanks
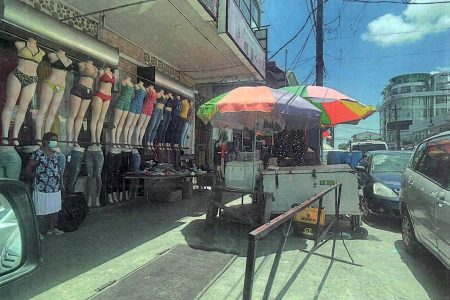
[315,0,324,86]
[315,0,327,151]
[390,105,402,150]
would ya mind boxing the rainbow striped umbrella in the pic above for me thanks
[197,86,321,130]
[281,85,376,126]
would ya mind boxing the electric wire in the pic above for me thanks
[344,0,450,4]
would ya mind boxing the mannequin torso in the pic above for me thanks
[97,68,115,95]
[46,50,72,85]
[78,61,97,88]
[15,38,45,75]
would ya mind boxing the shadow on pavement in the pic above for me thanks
[363,214,401,234]
[0,197,206,300]
[394,240,450,300]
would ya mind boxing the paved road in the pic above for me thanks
[0,191,448,299]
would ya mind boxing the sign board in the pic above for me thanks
[218,0,266,79]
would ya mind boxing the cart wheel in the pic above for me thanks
[350,215,361,229]
[353,226,368,239]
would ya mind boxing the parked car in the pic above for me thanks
[349,141,388,155]
[356,150,413,218]
[400,131,450,270]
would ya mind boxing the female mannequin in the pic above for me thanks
[145,89,166,147]
[123,81,146,146]
[90,67,115,144]
[1,38,45,145]
[157,92,174,147]
[136,85,158,146]
[111,76,134,147]
[179,98,191,148]
[66,60,97,146]
[35,50,73,142]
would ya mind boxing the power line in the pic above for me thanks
[326,48,450,60]
[268,0,330,60]
[344,0,450,4]
[326,26,450,40]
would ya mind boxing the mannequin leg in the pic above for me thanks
[126,114,139,145]
[115,109,129,146]
[44,91,64,133]
[73,100,91,146]
[1,73,21,143]
[111,108,123,146]
[90,96,102,143]
[122,112,135,146]
[66,95,82,144]
[13,83,38,144]
[95,101,110,144]
[35,84,54,141]
[145,109,162,145]
[138,115,150,146]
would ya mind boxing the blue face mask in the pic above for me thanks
[49,141,58,149]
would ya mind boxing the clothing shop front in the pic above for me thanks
[0,0,207,237]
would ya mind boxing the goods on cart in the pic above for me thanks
[293,207,325,239]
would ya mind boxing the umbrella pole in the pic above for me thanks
[252,112,257,191]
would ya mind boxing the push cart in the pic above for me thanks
[262,164,367,238]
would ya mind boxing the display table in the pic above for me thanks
[123,175,185,203]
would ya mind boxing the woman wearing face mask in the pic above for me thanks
[26,132,64,237]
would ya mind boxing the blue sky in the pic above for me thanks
[262,0,450,145]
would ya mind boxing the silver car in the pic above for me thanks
[400,130,450,269]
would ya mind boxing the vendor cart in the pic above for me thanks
[262,164,365,233]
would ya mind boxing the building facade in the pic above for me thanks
[380,72,450,149]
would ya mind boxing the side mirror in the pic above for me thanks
[0,179,40,288]
[355,166,366,172]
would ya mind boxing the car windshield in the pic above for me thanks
[352,144,387,154]
[371,152,412,173]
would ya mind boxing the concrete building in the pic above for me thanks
[379,72,450,148]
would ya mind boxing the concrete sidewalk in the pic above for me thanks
[1,190,448,300]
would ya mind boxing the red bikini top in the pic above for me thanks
[99,72,115,84]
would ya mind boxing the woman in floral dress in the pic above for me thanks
[26,132,64,236]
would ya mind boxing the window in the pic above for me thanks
[411,141,427,169]
[436,95,447,104]
[392,88,398,95]
[415,86,425,92]
[400,86,412,93]
[415,137,450,188]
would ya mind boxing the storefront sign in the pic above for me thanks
[198,0,219,19]
[222,0,266,78]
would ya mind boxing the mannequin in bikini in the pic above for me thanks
[66,60,97,147]
[35,50,73,142]
[90,67,115,144]
[111,76,134,147]
[1,38,45,145]
[136,85,158,146]
[123,81,146,146]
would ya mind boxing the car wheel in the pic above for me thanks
[401,210,420,254]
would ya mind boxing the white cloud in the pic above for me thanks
[431,66,450,74]
[361,0,450,47]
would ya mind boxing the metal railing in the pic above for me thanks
[242,183,342,300]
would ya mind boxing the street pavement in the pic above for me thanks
[0,190,448,300]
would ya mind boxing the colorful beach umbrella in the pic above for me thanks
[281,85,376,126]
[197,86,321,130]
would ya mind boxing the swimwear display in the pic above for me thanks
[142,90,157,116]
[80,65,97,79]
[99,72,115,84]
[115,84,134,111]
[129,89,147,114]
[50,58,73,71]
[70,84,93,100]
[12,68,38,87]
[17,43,45,63]
[94,91,112,102]
[44,80,65,93]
